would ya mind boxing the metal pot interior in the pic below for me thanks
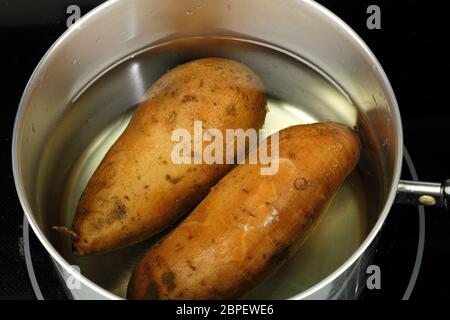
[13,0,402,299]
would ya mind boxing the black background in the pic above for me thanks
[0,0,449,300]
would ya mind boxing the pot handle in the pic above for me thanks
[396,180,450,209]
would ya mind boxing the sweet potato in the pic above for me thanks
[127,122,360,300]
[71,58,267,256]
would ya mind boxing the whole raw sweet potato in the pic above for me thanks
[127,122,360,300]
[71,58,267,256]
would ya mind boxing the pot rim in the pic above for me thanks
[11,0,403,300]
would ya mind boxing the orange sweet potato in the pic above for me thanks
[71,58,267,256]
[127,122,360,299]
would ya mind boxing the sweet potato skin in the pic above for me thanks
[127,122,360,300]
[72,58,267,256]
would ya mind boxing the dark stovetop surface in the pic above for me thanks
[1,0,449,300]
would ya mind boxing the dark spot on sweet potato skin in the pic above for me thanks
[294,177,309,190]
[166,111,177,124]
[115,201,127,218]
[312,125,326,135]
[162,272,176,291]
[165,174,183,184]
[144,282,160,300]
[226,103,237,116]
[181,95,198,103]
[103,199,127,225]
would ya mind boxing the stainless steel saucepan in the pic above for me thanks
[12,0,449,299]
